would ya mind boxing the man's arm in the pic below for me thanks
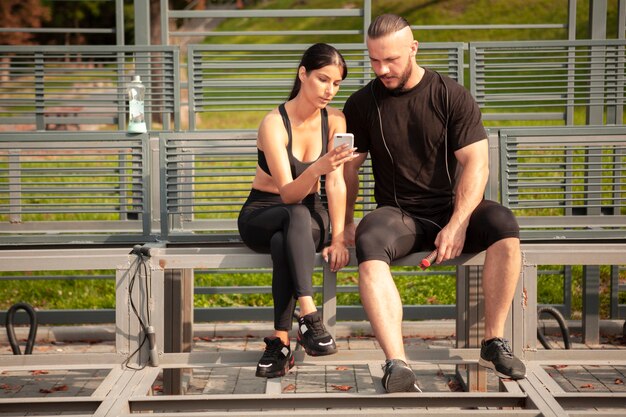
[434,138,489,262]
[343,152,368,246]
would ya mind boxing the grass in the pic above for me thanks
[2,265,625,321]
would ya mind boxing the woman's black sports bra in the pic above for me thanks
[257,103,328,178]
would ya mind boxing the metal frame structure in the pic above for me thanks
[469,39,626,125]
[499,126,626,240]
[0,45,181,131]
[2,126,625,325]
[185,42,464,130]
[0,131,154,245]
[1,243,626,415]
[1,2,626,414]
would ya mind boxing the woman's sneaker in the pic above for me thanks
[255,337,294,378]
[297,311,337,356]
[478,337,526,379]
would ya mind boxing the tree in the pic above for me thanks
[0,0,50,45]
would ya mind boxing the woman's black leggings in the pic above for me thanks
[238,189,329,330]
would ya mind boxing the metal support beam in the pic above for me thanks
[323,263,338,340]
[456,266,487,392]
[582,265,600,344]
[163,268,194,394]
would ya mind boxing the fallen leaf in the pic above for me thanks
[282,383,296,392]
[30,370,49,375]
[331,384,353,392]
[447,378,464,392]
[615,379,623,385]
[580,383,595,389]
[152,385,163,392]
[35,346,52,352]
[335,366,349,371]
[551,365,568,369]
[38,384,68,393]
[79,339,103,344]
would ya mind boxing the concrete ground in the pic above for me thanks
[1,320,625,416]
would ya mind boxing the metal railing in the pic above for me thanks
[0,131,153,245]
[0,45,181,131]
[186,42,464,130]
[469,39,626,125]
[499,125,626,240]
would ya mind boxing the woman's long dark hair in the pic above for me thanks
[287,43,348,100]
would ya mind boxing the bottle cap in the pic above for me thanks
[132,75,141,82]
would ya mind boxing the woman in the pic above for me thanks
[238,43,355,378]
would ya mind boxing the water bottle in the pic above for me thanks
[127,75,147,133]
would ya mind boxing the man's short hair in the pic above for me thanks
[367,14,410,39]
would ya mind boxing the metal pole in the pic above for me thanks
[134,0,151,46]
[116,0,125,45]
[586,0,607,126]
[568,0,577,40]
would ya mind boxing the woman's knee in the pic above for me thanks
[284,204,311,220]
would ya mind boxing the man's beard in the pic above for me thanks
[380,56,413,94]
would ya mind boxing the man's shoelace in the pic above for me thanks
[492,338,514,358]
[381,359,395,372]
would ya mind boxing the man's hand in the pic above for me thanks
[433,221,468,264]
[344,222,357,247]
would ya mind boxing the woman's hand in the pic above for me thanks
[313,144,357,177]
[322,240,350,272]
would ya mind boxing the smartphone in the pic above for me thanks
[333,133,354,150]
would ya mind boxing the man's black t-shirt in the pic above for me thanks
[343,68,487,217]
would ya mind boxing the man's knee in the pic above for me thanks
[489,237,520,253]
[358,260,392,285]
[486,237,522,274]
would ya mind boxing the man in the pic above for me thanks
[343,14,526,393]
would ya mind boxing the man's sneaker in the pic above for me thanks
[255,337,294,378]
[381,359,422,393]
[478,337,526,379]
[297,311,337,356]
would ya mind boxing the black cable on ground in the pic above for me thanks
[537,306,571,349]
[123,246,157,369]
[5,302,38,355]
